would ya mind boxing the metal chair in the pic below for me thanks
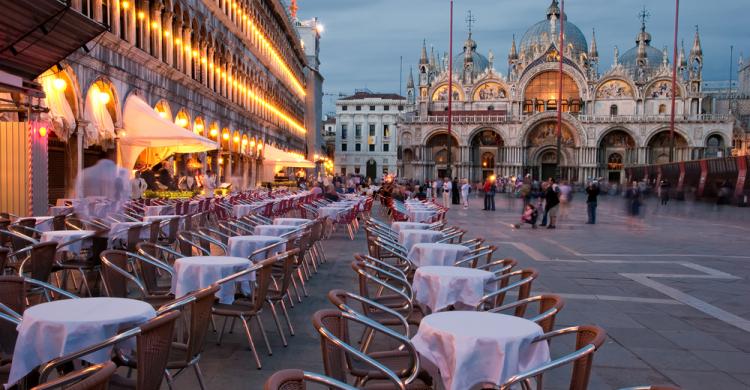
[478,268,539,310]
[264,369,357,390]
[32,361,116,390]
[488,294,565,333]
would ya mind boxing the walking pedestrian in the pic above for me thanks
[442,177,452,208]
[461,179,471,209]
[659,179,671,205]
[451,177,460,205]
[130,171,147,199]
[542,178,560,229]
[585,180,600,224]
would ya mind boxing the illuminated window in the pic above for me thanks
[523,71,580,113]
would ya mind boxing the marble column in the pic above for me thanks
[161,12,173,66]
[182,26,192,78]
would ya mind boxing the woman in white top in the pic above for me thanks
[461,179,471,209]
[442,178,452,208]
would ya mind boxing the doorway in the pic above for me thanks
[608,171,621,183]
[541,164,557,181]
[366,159,377,180]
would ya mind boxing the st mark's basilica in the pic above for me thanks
[397,0,733,184]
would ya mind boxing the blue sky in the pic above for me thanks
[297,0,750,114]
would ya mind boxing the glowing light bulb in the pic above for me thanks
[38,127,48,137]
[194,123,204,132]
[121,1,130,10]
[241,138,248,146]
[222,132,230,140]
[163,30,170,37]
[233,135,240,143]
[53,77,67,92]
[151,21,159,30]
[137,11,145,19]
[218,157,224,164]
[249,140,256,148]
[175,38,181,45]
[98,91,110,104]
[177,117,188,127]
[209,128,218,137]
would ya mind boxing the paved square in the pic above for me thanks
[176,195,750,390]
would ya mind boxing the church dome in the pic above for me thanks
[452,33,490,74]
[619,23,667,71]
[519,0,588,61]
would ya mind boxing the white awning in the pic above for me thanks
[120,95,218,170]
[263,143,315,168]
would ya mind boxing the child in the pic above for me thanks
[513,203,538,229]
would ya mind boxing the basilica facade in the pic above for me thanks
[397,0,733,184]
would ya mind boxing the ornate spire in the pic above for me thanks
[637,31,648,64]
[547,0,560,20]
[614,45,619,66]
[635,6,652,45]
[419,40,428,65]
[589,29,599,59]
[690,25,702,57]
[509,34,518,60]
[407,67,414,88]
[488,49,495,69]
[662,46,669,67]
[679,40,687,67]
[429,46,437,69]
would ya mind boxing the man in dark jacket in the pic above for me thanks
[543,178,560,229]
[586,181,600,224]
[451,177,460,205]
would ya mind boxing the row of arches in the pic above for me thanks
[72,0,305,135]
[400,124,728,182]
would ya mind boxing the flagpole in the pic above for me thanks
[669,0,680,162]
[446,0,454,179]
[556,0,565,180]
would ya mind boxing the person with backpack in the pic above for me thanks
[540,178,560,229]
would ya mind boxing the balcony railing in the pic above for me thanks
[577,114,732,123]
[399,114,521,124]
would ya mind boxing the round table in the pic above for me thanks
[398,229,443,251]
[411,311,550,390]
[273,218,311,227]
[144,205,174,217]
[143,215,183,236]
[7,298,155,386]
[40,230,96,254]
[33,216,55,232]
[49,206,74,216]
[228,235,286,262]
[172,256,252,304]
[233,204,261,218]
[108,222,149,245]
[390,222,430,233]
[408,209,437,223]
[253,224,299,237]
[317,206,348,218]
[407,243,469,268]
[412,266,494,313]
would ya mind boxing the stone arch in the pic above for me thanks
[83,77,122,125]
[516,63,589,101]
[430,82,464,102]
[596,126,638,147]
[468,126,508,146]
[644,77,686,99]
[645,127,691,148]
[595,77,638,100]
[470,80,509,101]
[153,99,173,121]
[519,112,585,148]
[54,64,84,118]
[646,129,690,164]
[174,109,191,129]
[422,128,462,146]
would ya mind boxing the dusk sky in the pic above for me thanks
[297,0,750,114]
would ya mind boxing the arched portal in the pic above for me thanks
[469,129,504,182]
[647,131,689,164]
[366,158,378,181]
[704,134,725,159]
[525,121,578,181]
[425,132,460,179]
[523,71,582,113]
[402,148,415,179]
[598,129,636,184]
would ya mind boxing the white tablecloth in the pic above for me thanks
[49,206,74,216]
[412,311,550,390]
[144,205,174,217]
[228,235,286,262]
[398,229,443,251]
[143,215,183,236]
[253,224,299,237]
[233,203,262,218]
[188,201,201,214]
[391,222,430,233]
[7,298,155,386]
[413,266,494,313]
[317,206,348,218]
[109,222,149,243]
[33,216,55,232]
[40,230,95,254]
[273,218,311,226]
[407,243,469,268]
[408,209,437,223]
[172,256,252,304]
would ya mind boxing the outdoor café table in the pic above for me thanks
[407,209,436,223]
[253,224,298,237]
[49,206,74,216]
[233,203,261,218]
[40,230,96,254]
[398,229,443,251]
[228,235,286,266]
[7,297,155,387]
[108,222,148,247]
[143,215,183,236]
[171,256,252,304]
[272,218,311,227]
[407,243,469,268]
[316,206,347,219]
[412,266,494,313]
[33,216,55,232]
[411,311,550,390]
[143,204,174,217]
[390,222,430,233]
